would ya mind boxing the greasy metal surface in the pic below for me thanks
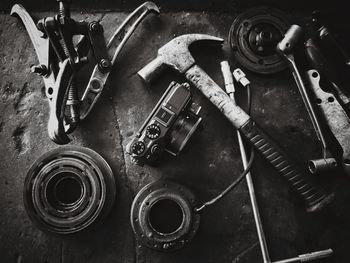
[1,9,350,263]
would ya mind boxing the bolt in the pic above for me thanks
[36,20,46,38]
[31,64,49,76]
[90,22,101,32]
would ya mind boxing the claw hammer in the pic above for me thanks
[138,34,333,212]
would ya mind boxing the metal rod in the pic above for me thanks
[221,61,271,263]
[273,249,333,263]
[237,125,271,263]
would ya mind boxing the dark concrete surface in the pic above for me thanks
[1,5,350,263]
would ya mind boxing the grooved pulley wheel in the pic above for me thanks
[229,7,290,74]
[23,146,116,234]
[131,180,200,251]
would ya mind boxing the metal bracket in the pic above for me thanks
[306,69,350,176]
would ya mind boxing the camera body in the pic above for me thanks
[126,81,202,165]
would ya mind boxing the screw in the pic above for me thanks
[99,59,111,70]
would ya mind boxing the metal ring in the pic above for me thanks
[131,181,200,251]
[23,146,116,234]
[229,7,289,74]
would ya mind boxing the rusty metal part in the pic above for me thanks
[221,61,333,263]
[23,146,116,234]
[138,33,333,212]
[277,25,332,170]
[131,181,200,251]
[229,7,289,74]
[11,2,159,144]
[306,70,350,177]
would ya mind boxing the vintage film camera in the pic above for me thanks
[126,81,202,165]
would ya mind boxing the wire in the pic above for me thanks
[194,145,255,213]
[194,81,255,213]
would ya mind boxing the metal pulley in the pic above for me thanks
[23,146,116,234]
[229,7,290,74]
[131,181,200,251]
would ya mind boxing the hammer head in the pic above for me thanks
[138,34,224,83]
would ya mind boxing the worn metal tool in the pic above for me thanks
[11,1,159,144]
[221,61,333,263]
[306,69,350,176]
[138,34,333,212]
[277,25,337,173]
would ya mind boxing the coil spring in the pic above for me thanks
[58,1,80,125]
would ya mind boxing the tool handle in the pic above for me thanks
[239,119,333,212]
[185,64,333,212]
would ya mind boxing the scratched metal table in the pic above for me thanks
[1,1,350,262]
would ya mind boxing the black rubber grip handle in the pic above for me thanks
[240,119,334,212]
